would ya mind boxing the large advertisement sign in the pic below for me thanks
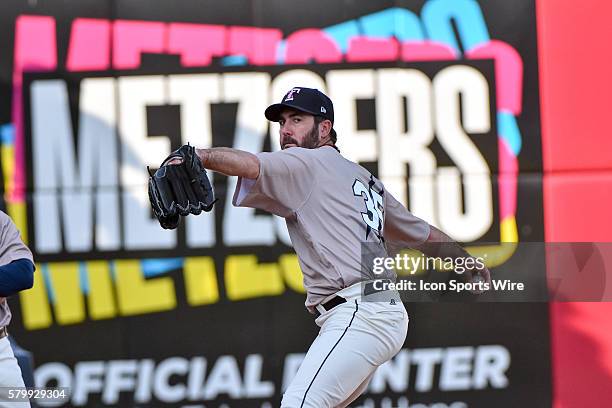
[0,0,549,406]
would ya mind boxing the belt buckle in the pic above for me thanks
[314,304,327,317]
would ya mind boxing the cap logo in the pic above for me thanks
[321,107,327,113]
[284,88,301,101]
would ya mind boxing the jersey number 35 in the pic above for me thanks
[352,179,384,235]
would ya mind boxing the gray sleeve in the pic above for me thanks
[0,212,34,266]
[232,149,315,217]
[383,191,431,248]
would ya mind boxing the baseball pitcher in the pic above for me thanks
[149,87,491,407]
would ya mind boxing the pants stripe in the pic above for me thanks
[300,299,359,408]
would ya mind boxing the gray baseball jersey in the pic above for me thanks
[0,211,34,327]
[233,145,430,309]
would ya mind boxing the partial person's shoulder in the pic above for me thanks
[257,147,309,166]
[294,145,343,163]
[282,146,331,158]
[0,211,11,225]
[259,146,337,164]
[0,211,16,236]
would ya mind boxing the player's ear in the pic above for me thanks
[319,119,332,138]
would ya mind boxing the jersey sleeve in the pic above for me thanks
[383,191,431,248]
[232,149,315,218]
[0,212,34,266]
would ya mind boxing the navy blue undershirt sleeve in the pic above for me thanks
[0,259,35,297]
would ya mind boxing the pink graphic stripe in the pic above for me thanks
[401,40,457,61]
[467,40,523,115]
[168,23,226,67]
[346,37,399,62]
[498,137,518,219]
[67,19,111,71]
[228,27,282,66]
[113,20,165,69]
[285,29,342,64]
[12,15,57,201]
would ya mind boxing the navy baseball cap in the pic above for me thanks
[265,87,334,123]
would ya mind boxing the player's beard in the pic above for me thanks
[300,123,321,149]
[281,123,320,150]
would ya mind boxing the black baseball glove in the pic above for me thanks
[148,144,215,229]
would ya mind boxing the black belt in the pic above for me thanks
[315,280,392,317]
[315,296,346,317]
[0,327,7,339]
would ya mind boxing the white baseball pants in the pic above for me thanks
[281,283,408,408]
[0,337,30,408]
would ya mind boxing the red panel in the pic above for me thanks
[550,303,612,408]
[538,1,612,407]
[544,173,612,241]
[538,0,612,173]
[544,174,612,408]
